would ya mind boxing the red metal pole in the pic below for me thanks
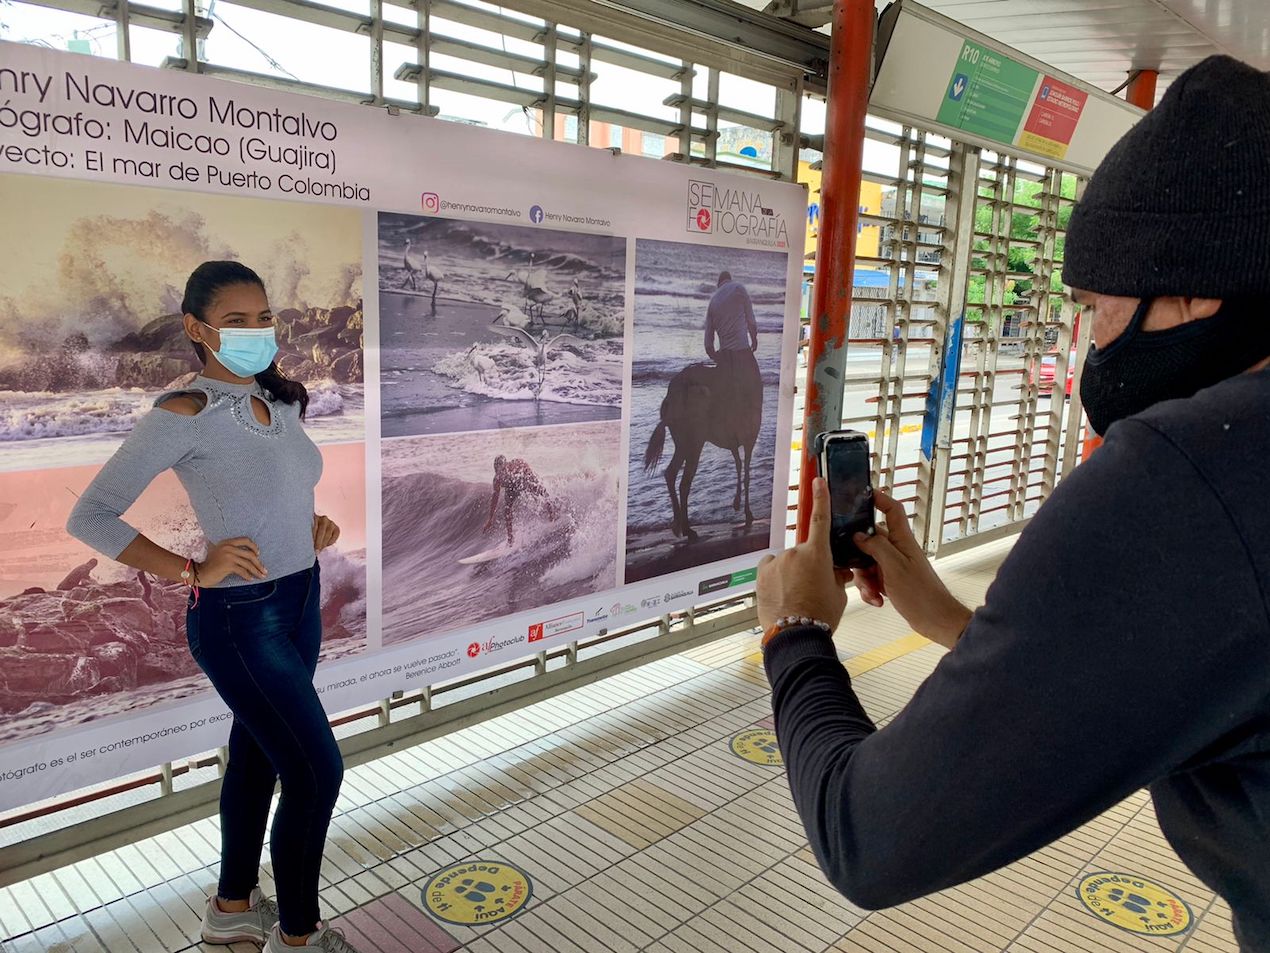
[796,0,875,542]
[1081,68,1157,461]
[1125,69,1158,109]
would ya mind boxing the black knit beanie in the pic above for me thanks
[1062,55,1270,299]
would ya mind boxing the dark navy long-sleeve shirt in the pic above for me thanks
[765,367,1270,950]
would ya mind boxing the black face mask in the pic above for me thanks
[1079,298,1270,436]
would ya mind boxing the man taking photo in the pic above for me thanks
[757,55,1270,950]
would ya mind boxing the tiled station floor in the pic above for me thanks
[0,539,1237,953]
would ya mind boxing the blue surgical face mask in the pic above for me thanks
[201,321,279,378]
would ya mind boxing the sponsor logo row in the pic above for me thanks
[426,567,760,663]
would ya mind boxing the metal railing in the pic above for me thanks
[0,592,758,885]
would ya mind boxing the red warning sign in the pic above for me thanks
[1019,76,1088,159]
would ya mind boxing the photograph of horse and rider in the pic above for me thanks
[376,212,626,438]
[625,240,787,584]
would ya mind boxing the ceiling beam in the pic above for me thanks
[496,0,831,93]
[763,0,834,30]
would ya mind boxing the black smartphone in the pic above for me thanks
[814,430,876,569]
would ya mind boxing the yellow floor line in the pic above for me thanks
[746,631,931,672]
[792,423,922,451]
[844,633,930,676]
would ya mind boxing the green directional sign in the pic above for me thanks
[937,40,1039,147]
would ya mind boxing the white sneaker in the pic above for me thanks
[265,921,363,952]
[201,886,280,946]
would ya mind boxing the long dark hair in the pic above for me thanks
[182,260,309,418]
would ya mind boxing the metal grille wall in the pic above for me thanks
[788,119,956,544]
[790,135,1089,556]
[934,152,1084,552]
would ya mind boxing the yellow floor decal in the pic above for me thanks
[1076,872,1193,937]
[423,860,533,926]
[730,728,784,766]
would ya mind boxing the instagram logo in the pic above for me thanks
[421,192,440,213]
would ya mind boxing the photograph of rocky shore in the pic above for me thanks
[0,173,366,473]
[0,443,368,744]
[0,549,366,742]
[0,174,370,743]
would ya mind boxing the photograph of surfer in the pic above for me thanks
[377,213,625,438]
[625,240,788,584]
[483,455,560,547]
[380,424,621,645]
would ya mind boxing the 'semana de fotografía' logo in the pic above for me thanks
[687,179,788,246]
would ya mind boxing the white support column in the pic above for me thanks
[577,33,592,145]
[919,141,978,553]
[1061,178,1092,478]
[181,0,200,72]
[541,23,558,139]
[704,67,719,165]
[774,78,803,181]
[415,0,432,115]
[369,0,385,106]
[115,0,132,61]
[675,61,693,159]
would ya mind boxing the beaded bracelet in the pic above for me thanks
[775,616,832,632]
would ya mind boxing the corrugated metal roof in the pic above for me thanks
[743,0,1270,104]
[908,0,1270,100]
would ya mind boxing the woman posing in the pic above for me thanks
[68,261,360,952]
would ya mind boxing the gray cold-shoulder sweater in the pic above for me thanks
[67,375,324,587]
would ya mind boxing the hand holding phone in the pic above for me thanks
[814,430,876,570]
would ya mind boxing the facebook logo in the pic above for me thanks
[529,205,545,224]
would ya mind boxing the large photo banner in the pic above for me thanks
[0,41,805,812]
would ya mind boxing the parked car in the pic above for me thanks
[1030,348,1075,397]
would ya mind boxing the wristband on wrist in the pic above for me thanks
[180,558,201,608]
[762,616,832,647]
